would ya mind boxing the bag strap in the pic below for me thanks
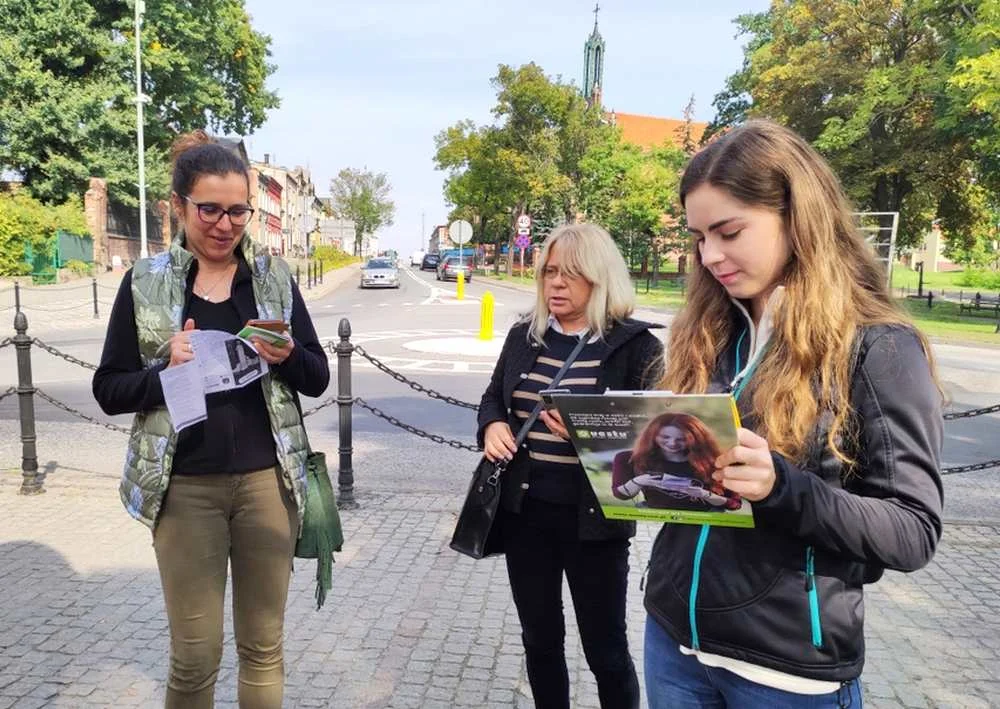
[511,331,592,447]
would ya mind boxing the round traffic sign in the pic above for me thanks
[516,214,531,230]
[449,219,473,244]
[515,234,531,249]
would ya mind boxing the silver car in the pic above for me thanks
[360,258,400,289]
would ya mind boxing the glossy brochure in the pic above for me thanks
[549,391,755,528]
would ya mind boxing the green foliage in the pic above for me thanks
[63,259,92,276]
[0,191,88,276]
[711,0,1000,249]
[329,168,395,257]
[958,269,1000,290]
[434,63,625,274]
[0,0,279,206]
[312,245,359,271]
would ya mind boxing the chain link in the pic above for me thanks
[0,337,13,349]
[34,388,130,433]
[348,343,480,410]
[354,396,481,451]
[301,396,338,418]
[944,404,1000,420]
[942,460,1000,475]
[30,338,99,371]
[0,386,16,403]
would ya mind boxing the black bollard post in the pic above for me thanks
[927,291,934,309]
[319,260,324,284]
[92,277,99,319]
[14,312,42,495]
[307,261,312,290]
[14,281,20,313]
[335,318,356,508]
[296,264,300,287]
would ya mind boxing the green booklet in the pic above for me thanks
[236,325,292,347]
[549,391,755,528]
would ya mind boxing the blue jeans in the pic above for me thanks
[644,616,863,709]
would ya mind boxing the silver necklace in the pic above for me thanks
[195,263,235,302]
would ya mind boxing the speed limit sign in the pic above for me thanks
[516,214,531,230]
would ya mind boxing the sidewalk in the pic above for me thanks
[1,424,998,708]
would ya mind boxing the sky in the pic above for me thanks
[240,0,769,255]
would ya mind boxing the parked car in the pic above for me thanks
[360,258,400,289]
[436,256,472,282]
[409,250,426,267]
[420,253,441,271]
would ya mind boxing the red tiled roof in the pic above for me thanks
[611,112,708,151]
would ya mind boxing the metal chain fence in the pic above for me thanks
[353,396,480,451]
[348,343,479,410]
[34,388,130,434]
[30,337,99,371]
[3,325,999,490]
[944,404,1000,420]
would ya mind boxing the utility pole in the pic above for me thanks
[134,0,149,258]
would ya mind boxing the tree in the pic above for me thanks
[676,94,699,155]
[0,0,279,205]
[710,0,997,248]
[329,168,396,257]
[435,63,616,275]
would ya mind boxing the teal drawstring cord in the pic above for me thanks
[806,546,823,648]
[688,524,712,650]
[688,329,752,650]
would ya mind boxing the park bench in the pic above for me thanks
[958,292,1000,318]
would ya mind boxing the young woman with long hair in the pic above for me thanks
[642,121,943,708]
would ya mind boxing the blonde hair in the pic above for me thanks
[527,223,635,344]
[662,120,937,463]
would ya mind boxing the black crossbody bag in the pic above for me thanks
[449,332,591,559]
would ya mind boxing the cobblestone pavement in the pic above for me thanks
[2,468,998,709]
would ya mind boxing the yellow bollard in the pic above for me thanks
[456,271,465,301]
[479,291,495,341]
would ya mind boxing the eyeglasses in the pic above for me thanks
[182,195,255,226]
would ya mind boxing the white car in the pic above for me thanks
[409,250,426,267]
[360,258,400,289]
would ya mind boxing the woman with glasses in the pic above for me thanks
[93,130,329,709]
[477,223,663,709]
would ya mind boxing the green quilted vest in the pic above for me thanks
[119,235,310,530]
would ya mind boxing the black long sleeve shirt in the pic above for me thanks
[92,255,330,475]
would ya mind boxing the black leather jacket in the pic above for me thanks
[644,320,944,682]
[477,318,664,541]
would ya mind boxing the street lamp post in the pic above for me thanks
[134,0,149,259]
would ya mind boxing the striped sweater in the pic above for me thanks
[510,328,608,504]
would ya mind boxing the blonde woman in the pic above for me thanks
[478,223,663,709]
[643,121,943,708]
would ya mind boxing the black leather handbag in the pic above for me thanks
[449,333,591,559]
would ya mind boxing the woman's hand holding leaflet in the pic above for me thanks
[713,427,777,502]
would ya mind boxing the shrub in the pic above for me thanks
[312,245,359,271]
[64,259,93,277]
[957,269,1000,291]
[0,192,89,277]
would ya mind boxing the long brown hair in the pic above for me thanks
[661,120,936,463]
[631,412,721,483]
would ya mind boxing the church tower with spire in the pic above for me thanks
[582,3,605,108]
